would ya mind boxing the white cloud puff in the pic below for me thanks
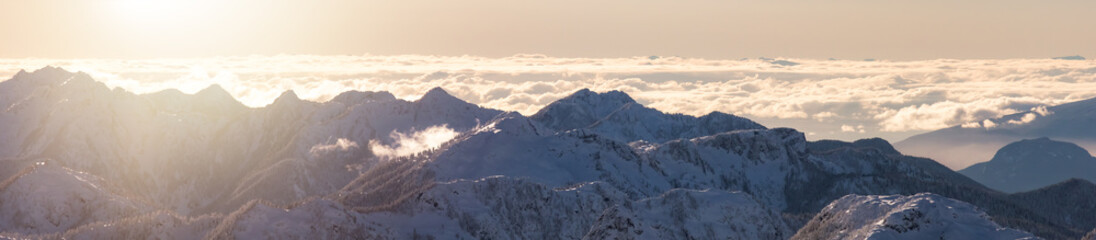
[982,119,998,129]
[2,55,1095,141]
[368,125,458,159]
[1007,113,1039,125]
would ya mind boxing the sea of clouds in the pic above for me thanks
[2,54,1094,141]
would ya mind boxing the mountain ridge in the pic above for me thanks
[1,67,1093,239]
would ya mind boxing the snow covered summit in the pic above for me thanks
[792,193,1037,240]
[532,88,765,143]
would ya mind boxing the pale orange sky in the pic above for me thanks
[1,0,1094,60]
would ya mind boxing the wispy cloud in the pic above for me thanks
[310,138,360,155]
[2,55,1095,141]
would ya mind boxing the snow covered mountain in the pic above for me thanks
[530,89,766,143]
[896,96,1096,170]
[1,67,1091,239]
[959,138,1096,193]
[791,193,1036,240]
[0,67,504,215]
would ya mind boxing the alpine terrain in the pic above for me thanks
[1,67,1094,239]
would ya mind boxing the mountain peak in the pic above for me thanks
[271,90,301,106]
[993,137,1092,164]
[530,89,639,131]
[561,88,636,105]
[196,84,234,100]
[193,84,246,111]
[417,87,465,105]
[424,87,453,99]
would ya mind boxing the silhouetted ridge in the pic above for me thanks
[1019,178,1095,193]
[196,84,233,100]
[807,138,900,155]
[330,90,396,105]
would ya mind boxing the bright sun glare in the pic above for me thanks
[111,0,196,24]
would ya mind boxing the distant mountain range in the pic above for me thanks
[1,67,1094,239]
[959,137,1096,193]
[897,95,1096,170]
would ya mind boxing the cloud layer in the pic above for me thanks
[2,55,1095,141]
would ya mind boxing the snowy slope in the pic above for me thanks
[52,211,222,240]
[210,176,792,240]
[428,112,810,209]
[208,177,627,239]
[792,193,1036,240]
[0,161,148,234]
[584,189,791,240]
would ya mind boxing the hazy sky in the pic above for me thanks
[2,0,1094,59]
